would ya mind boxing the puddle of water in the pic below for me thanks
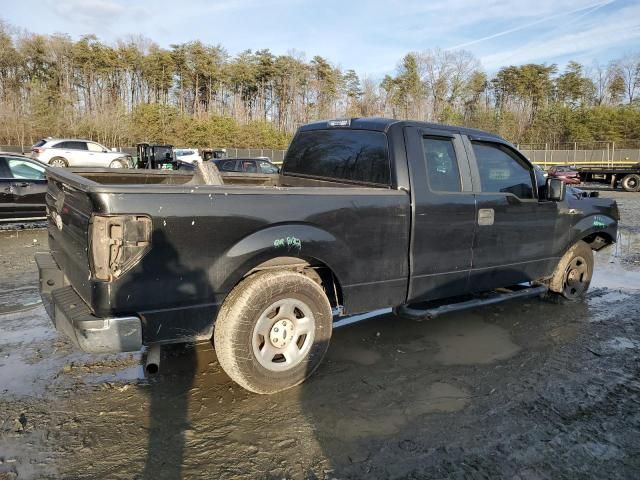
[327,344,382,366]
[0,286,41,314]
[429,316,521,365]
[602,337,638,352]
[592,230,640,290]
[405,382,470,415]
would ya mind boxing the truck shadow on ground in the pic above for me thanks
[131,293,594,479]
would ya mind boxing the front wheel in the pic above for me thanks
[548,240,594,301]
[214,270,333,394]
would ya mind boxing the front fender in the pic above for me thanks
[211,223,352,293]
[570,213,617,249]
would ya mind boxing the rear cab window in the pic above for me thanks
[283,129,391,186]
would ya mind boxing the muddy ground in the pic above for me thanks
[1,189,640,480]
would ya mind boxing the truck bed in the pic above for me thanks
[45,167,410,343]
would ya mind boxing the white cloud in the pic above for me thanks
[49,0,126,25]
[479,2,640,69]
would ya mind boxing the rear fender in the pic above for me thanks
[211,223,350,295]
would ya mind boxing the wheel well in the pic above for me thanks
[244,256,344,309]
[582,232,614,251]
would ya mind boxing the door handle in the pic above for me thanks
[478,208,495,226]
[13,182,30,188]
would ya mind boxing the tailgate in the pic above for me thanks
[46,172,95,308]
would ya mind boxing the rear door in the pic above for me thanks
[404,126,476,302]
[6,157,47,218]
[466,137,558,290]
[60,141,89,166]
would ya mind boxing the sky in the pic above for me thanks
[3,0,640,77]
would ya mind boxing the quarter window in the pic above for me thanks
[472,142,534,199]
[423,137,461,192]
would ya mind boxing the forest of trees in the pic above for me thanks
[0,19,639,150]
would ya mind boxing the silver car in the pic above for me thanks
[31,138,132,168]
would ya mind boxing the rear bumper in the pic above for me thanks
[36,252,142,353]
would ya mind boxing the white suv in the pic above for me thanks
[31,138,132,168]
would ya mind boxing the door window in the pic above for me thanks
[423,137,461,192]
[87,142,104,152]
[8,158,46,180]
[239,160,257,173]
[258,161,278,174]
[472,142,534,199]
[218,160,237,171]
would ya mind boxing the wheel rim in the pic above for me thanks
[563,255,589,299]
[252,298,315,372]
[51,159,65,167]
[110,161,124,168]
[628,178,638,189]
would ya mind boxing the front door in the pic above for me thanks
[6,157,47,218]
[0,158,17,220]
[465,138,559,291]
[405,127,476,303]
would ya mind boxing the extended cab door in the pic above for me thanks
[465,137,558,290]
[404,127,476,302]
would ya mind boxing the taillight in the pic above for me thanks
[89,215,151,281]
[32,147,44,155]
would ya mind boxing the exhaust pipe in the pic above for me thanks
[145,344,161,375]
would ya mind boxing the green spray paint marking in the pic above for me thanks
[274,236,302,249]
[593,215,607,228]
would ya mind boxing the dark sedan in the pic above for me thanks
[548,165,581,185]
[0,153,47,221]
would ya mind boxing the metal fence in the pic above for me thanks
[517,142,640,166]
[1,145,288,164]
[4,142,639,167]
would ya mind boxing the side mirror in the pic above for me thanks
[546,178,565,201]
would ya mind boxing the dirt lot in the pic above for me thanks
[1,189,640,480]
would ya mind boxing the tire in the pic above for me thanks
[214,270,333,394]
[548,240,593,301]
[109,158,127,169]
[621,174,640,192]
[49,157,68,168]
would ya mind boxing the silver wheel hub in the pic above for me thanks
[252,298,315,372]
[269,319,295,348]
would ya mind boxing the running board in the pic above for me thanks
[395,285,549,320]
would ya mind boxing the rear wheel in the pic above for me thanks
[549,240,593,301]
[109,158,127,168]
[621,174,640,192]
[213,270,333,394]
[49,157,68,168]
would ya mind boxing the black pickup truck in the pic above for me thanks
[37,118,619,394]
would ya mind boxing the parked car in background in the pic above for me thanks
[0,153,47,221]
[174,148,202,164]
[533,164,548,178]
[31,138,132,169]
[548,165,580,185]
[213,157,280,174]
